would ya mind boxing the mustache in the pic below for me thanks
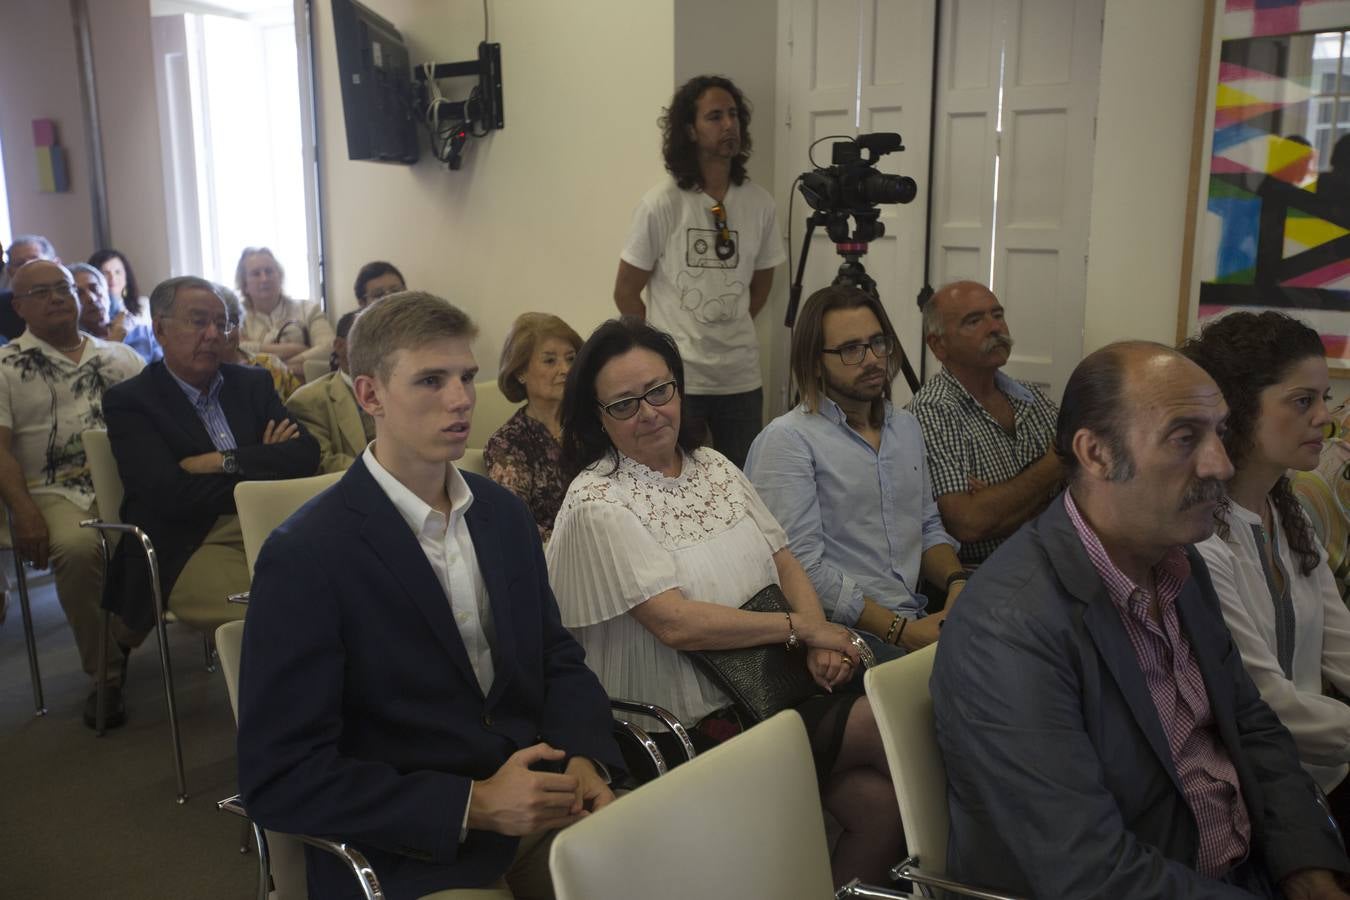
[1179,478,1225,510]
[982,332,1014,354]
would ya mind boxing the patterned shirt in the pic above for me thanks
[909,367,1059,565]
[483,407,567,541]
[1064,491,1251,877]
[0,331,144,509]
[167,367,237,451]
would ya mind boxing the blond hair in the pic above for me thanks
[497,312,583,402]
[348,291,477,383]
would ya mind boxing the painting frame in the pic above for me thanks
[1179,0,1350,376]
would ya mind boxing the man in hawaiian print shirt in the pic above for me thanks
[0,260,144,728]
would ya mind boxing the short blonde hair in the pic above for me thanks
[497,312,583,402]
[348,291,477,383]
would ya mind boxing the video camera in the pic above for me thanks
[797,133,917,242]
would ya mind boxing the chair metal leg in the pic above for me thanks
[139,535,187,803]
[251,822,270,900]
[12,552,46,716]
[94,531,110,735]
[203,632,217,673]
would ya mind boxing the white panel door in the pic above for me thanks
[930,0,1102,397]
[778,0,936,405]
[993,0,1102,396]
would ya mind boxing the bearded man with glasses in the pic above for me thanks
[909,280,1063,568]
[745,284,966,655]
[0,259,145,727]
[100,277,318,677]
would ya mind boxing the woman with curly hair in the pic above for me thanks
[1182,311,1350,829]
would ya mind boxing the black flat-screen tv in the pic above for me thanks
[331,0,419,164]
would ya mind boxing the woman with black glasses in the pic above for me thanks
[545,316,901,887]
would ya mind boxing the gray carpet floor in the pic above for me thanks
[0,576,258,898]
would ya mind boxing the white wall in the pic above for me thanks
[310,0,675,377]
[1083,0,1207,352]
[0,0,170,286]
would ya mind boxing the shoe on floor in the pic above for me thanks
[83,684,126,730]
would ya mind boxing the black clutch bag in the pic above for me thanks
[688,583,819,724]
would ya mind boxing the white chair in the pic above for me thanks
[301,358,331,385]
[234,472,343,576]
[549,710,845,900]
[860,645,1023,900]
[469,380,520,450]
[80,428,189,802]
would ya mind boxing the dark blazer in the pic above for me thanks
[101,362,319,631]
[931,496,1349,899]
[0,291,22,342]
[236,457,624,900]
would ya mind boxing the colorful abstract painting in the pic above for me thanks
[1198,14,1350,370]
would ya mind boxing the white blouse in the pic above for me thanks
[1197,498,1350,792]
[239,296,334,365]
[546,447,789,728]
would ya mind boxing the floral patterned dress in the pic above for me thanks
[483,406,567,541]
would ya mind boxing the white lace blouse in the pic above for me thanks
[546,447,789,727]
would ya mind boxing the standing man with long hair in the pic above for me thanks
[613,75,785,470]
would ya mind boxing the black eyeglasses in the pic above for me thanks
[599,380,678,420]
[821,334,896,366]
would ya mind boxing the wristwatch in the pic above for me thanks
[221,450,240,475]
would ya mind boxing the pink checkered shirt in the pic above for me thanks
[1064,492,1251,877]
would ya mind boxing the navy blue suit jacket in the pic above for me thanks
[236,457,623,900]
[101,362,319,631]
[931,495,1348,898]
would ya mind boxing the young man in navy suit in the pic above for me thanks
[237,291,622,900]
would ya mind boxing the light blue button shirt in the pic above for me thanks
[745,397,957,625]
[167,367,237,451]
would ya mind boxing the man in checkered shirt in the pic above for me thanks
[909,280,1063,566]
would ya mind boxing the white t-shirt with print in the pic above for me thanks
[0,332,144,509]
[620,178,785,395]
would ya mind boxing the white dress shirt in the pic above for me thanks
[1197,498,1350,792]
[362,444,495,695]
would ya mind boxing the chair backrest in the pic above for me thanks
[549,710,833,900]
[234,472,343,575]
[215,620,245,720]
[458,448,487,477]
[215,619,309,900]
[82,429,126,528]
[865,643,948,869]
[301,358,331,385]
[469,380,521,450]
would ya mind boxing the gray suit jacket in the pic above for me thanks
[931,495,1348,898]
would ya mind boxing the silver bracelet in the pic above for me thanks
[784,611,800,651]
[846,630,876,669]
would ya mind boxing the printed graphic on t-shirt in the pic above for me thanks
[685,227,739,269]
[675,269,745,324]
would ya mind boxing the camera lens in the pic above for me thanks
[861,173,917,205]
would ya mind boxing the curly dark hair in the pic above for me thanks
[1180,311,1326,576]
[660,75,753,190]
[88,248,144,317]
[560,317,701,479]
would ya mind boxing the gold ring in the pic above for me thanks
[840,654,852,666]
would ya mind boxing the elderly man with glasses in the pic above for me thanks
[0,259,145,727]
[745,284,966,656]
[100,277,318,668]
